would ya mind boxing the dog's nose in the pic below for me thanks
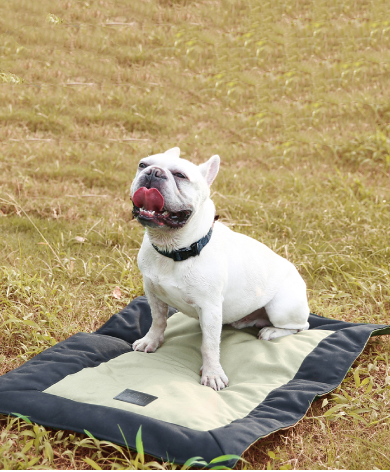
[146,167,167,180]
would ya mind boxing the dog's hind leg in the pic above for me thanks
[230,307,271,329]
[259,270,310,341]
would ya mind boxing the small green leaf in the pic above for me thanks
[366,380,374,394]
[323,405,344,417]
[83,457,102,470]
[268,451,276,459]
[321,398,328,408]
[331,393,348,404]
[182,456,208,468]
[347,412,368,424]
[27,457,40,467]
[318,419,326,434]
[22,319,40,328]
[21,439,34,454]
[343,390,353,402]
[352,408,371,414]
[209,454,243,464]
[44,441,54,463]
[12,412,32,424]
[361,377,370,386]
[20,430,35,438]
[84,429,96,440]
[354,369,361,388]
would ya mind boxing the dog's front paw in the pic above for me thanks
[200,365,229,391]
[258,326,299,341]
[132,334,163,353]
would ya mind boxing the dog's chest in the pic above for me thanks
[141,258,199,319]
[151,276,199,319]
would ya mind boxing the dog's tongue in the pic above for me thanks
[133,187,164,212]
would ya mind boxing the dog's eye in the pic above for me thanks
[174,172,187,179]
[139,162,147,169]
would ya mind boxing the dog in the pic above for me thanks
[131,147,310,391]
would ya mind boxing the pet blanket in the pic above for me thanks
[0,297,388,467]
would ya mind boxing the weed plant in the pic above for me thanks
[0,0,390,469]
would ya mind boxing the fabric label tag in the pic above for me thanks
[114,388,157,407]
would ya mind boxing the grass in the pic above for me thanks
[0,0,390,468]
[0,416,242,470]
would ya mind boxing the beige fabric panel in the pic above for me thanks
[44,313,334,431]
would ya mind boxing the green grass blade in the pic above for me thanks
[182,456,208,469]
[135,426,144,464]
[209,454,243,464]
[83,457,103,470]
[117,424,130,451]
[11,413,32,424]
[84,429,97,439]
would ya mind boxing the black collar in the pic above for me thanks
[152,226,213,262]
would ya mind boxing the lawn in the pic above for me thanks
[1,0,390,468]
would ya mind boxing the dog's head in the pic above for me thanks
[130,147,220,229]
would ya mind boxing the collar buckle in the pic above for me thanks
[190,241,200,256]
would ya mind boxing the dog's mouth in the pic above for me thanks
[131,187,192,228]
[132,204,192,228]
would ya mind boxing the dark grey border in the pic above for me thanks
[0,296,388,467]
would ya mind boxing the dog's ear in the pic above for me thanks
[199,155,220,187]
[164,147,180,158]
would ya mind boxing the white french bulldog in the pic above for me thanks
[131,147,310,391]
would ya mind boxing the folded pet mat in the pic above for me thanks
[0,296,389,467]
